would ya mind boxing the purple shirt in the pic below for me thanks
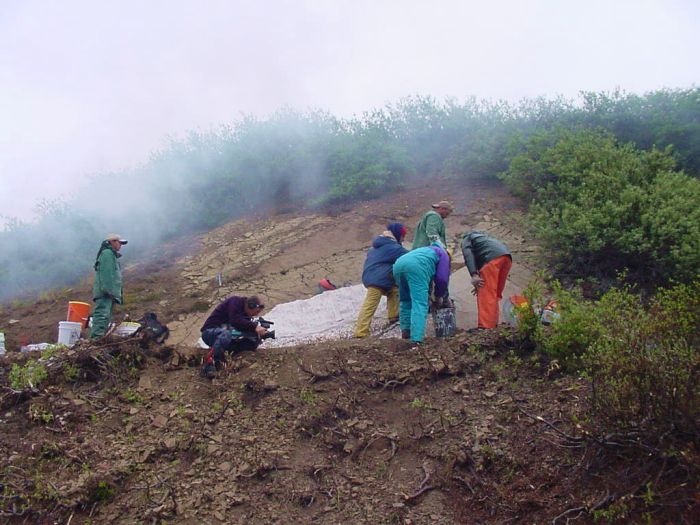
[429,245,451,297]
[201,296,258,333]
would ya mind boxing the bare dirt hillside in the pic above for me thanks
[1,179,694,524]
[0,177,535,351]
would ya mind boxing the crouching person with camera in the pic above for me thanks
[200,295,273,379]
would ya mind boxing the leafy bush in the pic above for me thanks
[520,279,604,370]
[501,128,700,284]
[525,279,699,440]
[577,88,700,176]
[584,282,699,439]
[9,360,48,390]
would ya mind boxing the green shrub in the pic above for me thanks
[9,360,48,390]
[527,279,699,439]
[532,284,602,369]
[501,128,700,285]
[583,280,699,437]
[641,171,700,281]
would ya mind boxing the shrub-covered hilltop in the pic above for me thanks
[1,88,699,301]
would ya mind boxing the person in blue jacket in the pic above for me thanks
[353,223,408,337]
[392,242,451,344]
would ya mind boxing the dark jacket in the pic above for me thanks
[201,296,258,333]
[460,231,511,275]
[92,241,123,303]
[362,233,409,290]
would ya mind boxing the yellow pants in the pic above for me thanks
[354,286,399,337]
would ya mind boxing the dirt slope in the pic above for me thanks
[156,177,536,348]
[1,330,601,525]
[1,178,532,350]
[3,179,693,524]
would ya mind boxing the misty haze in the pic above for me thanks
[1,1,698,300]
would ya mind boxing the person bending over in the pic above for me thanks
[461,231,512,329]
[354,222,408,338]
[392,243,451,344]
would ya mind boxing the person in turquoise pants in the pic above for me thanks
[392,243,451,344]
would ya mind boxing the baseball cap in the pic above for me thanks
[105,234,128,245]
[431,200,454,211]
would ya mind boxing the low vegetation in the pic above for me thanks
[517,277,699,521]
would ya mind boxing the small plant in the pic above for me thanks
[63,363,80,382]
[121,389,143,404]
[299,388,318,405]
[591,499,630,523]
[40,442,61,459]
[88,480,115,502]
[228,396,245,411]
[40,345,60,361]
[28,404,54,424]
[32,476,61,502]
[9,360,48,390]
[409,397,432,410]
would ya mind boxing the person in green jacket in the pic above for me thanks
[90,233,127,338]
[412,200,453,249]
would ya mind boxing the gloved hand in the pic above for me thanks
[470,274,483,295]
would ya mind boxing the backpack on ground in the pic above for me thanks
[135,312,170,345]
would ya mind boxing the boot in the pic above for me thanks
[201,349,217,379]
[200,363,216,379]
[401,329,411,340]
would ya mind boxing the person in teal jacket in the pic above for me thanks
[90,233,127,338]
[392,243,451,344]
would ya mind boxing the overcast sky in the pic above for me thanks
[1,0,698,225]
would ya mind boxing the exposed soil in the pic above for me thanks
[0,179,695,524]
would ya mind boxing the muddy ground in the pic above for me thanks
[1,179,695,524]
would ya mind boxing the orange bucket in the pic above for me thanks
[510,295,529,308]
[67,301,91,328]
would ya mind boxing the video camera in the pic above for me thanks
[257,317,276,340]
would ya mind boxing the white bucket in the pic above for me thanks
[57,321,82,347]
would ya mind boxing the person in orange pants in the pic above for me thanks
[460,231,512,328]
